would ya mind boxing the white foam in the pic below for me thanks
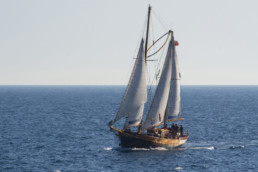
[54,170,62,172]
[116,147,169,151]
[131,147,169,151]
[190,146,214,150]
[150,147,168,151]
[174,166,183,170]
[131,148,150,151]
[104,147,113,150]
[206,146,215,150]
[230,145,244,149]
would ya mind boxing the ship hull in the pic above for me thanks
[111,126,189,148]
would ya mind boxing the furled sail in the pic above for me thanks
[166,48,181,121]
[143,38,174,130]
[113,39,147,128]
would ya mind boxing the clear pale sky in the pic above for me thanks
[1,0,258,85]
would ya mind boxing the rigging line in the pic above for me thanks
[148,14,162,91]
[179,73,182,118]
[150,35,168,86]
[147,16,154,81]
[147,17,158,105]
[146,13,157,107]
[147,15,155,91]
[134,13,148,61]
[152,9,168,31]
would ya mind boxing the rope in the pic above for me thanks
[152,9,169,31]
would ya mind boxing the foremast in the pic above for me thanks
[144,5,151,62]
[137,5,151,133]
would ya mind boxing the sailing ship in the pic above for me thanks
[108,6,189,148]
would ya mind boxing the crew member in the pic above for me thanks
[175,124,179,133]
[180,125,183,136]
[171,123,175,131]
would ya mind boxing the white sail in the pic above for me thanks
[113,39,147,128]
[143,38,174,130]
[166,48,181,120]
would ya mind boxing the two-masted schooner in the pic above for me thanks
[109,6,189,148]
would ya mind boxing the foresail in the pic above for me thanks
[166,49,181,121]
[124,105,144,127]
[143,39,174,130]
[113,39,147,127]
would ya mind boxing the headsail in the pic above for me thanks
[166,48,181,121]
[143,38,174,130]
[113,39,147,128]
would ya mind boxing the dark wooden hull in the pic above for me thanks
[118,132,155,148]
[110,126,189,148]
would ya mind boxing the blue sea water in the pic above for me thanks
[0,86,258,171]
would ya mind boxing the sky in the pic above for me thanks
[0,0,258,85]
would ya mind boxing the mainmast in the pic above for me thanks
[164,30,173,127]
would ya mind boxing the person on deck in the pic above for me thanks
[125,127,131,132]
[180,125,183,136]
[175,124,179,133]
[171,123,175,131]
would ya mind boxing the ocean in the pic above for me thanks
[0,86,258,171]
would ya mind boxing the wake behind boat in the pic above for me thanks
[109,5,189,148]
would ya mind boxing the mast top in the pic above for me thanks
[144,5,152,62]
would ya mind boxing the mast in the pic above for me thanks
[144,5,151,62]
[165,32,184,122]
[164,107,168,127]
[163,31,172,127]
[138,5,151,133]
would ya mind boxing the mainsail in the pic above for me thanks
[113,39,147,128]
[143,38,174,130]
[166,48,181,121]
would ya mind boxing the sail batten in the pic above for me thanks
[113,39,147,128]
[143,38,174,130]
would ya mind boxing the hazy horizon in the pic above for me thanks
[1,0,258,85]
[0,84,257,86]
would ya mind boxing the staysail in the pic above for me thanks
[166,47,181,121]
[113,39,147,128]
[142,38,174,130]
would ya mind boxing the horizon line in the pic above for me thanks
[0,84,257,86]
